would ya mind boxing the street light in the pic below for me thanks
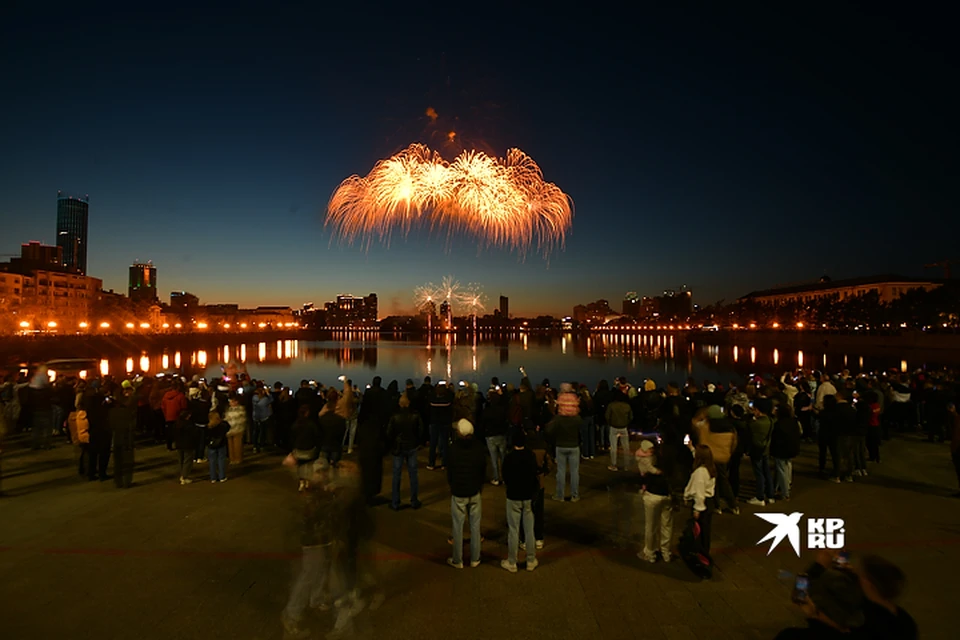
[100,321,111,329]
[19,320,29,329]
[47,321,57,328]
[125,322,135,329]
[79,321,89,329]
[796,322,804,329]
[139,322,150,329]
[197,322,208,329]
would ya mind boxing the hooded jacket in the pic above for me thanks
[161,389,188,423]
[605,399,633,428]
[446,436,486,497]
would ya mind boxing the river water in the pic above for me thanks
[66,333,927,388]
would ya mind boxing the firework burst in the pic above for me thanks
[326,144,572,257]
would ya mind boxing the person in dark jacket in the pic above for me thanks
[481,389,509,485]
[774,563,865,639]
[819,395,841,481]
[857,555,918,640]
[416,376,433,443]
[500,430,539,572]
[834,389,860,483]
[546,412,582,501]
[86,387,112,482]
[593,380,613,452]
[386,394,424,510]
[520,426,552,550]
[446,419,486,569]
[318,388,347,467]
[206,411,229,483]
[771,404,802,500]
[291,405,320,491]
[428,382,453,470]
[173,409,195,484]
[109,382,137,488]
[189,389,212,463]
[357,377,390,506]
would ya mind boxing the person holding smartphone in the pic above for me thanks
[775,553,866,639]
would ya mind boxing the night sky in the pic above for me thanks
[2,4,954,316]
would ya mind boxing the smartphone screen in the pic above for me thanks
[792,574,809,604]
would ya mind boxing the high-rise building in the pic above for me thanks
[129,262,158,303]
[323,293,378,326]
[622,292,641,318]
[56,191,89,274]
[499,295,509,318]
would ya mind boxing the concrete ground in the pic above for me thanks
[1,430,957,640]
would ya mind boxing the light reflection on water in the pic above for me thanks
[77,334,929,387]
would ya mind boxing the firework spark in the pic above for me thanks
[326,144,572,257]
[414,277,485,317]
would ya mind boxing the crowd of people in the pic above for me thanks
[0,364,948,638]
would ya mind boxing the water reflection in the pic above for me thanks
[74,335,943,388]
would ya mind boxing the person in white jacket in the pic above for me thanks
[684,444,717,554]
[224,395,248,465]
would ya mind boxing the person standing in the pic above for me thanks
[251,385,273,454]
[67,397,90,477]
[109,381,137,489]
[835,389,859,483]
[481,387,509,485]
[335,378,358,454]
[605,391,633,471]
[695,405,739,514]
[174,409,195,484]
[291,405,320,491]
[746,398,776,506]
[319,389,347,467]
[637,439,673,563]
[446,419,486,568]
[386,394,423,510]
[206,411,229,483]
[546,407,582,502]
[224,395,247,465]
[28,367,54,450]
[356,377,391,506]
[866,391,883,463]
[578,385,597,460]
[520,425,551,551]
[684,444,717,555]
[86,387,112,482]
[500,430,539,572]
[428,382,453,470]
[161,382,188,451]
[770,404,802,500]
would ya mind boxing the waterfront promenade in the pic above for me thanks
[1,433,957,639]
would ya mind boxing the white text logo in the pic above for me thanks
[756,513,845,556]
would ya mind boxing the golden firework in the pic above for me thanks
[326,144,572,256]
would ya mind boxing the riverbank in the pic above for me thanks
[688,329,960,361]
[0,330,314,365]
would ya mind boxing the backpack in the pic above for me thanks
[679,517,713,579]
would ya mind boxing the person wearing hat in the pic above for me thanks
[446,418,486,568]
[500,430,539,572]
[775,566,866,639]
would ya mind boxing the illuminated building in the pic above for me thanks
[129,262,158,303]
[323,294,378,326]
[739,275,941,306]
[56,191,89,274]
[170,291,200,313]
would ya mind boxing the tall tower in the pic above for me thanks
[129,261,158,303]
[499,295,509,318]
[56,191,89,274]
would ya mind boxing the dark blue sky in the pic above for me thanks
[2,3,954,316]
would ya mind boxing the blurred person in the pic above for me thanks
[605,391,633,471]
[547,402,582,502]
[275,386,298,451]
[500,430,539,572]
[428,381,453,470]
[415,376,433,442]
[251,385,273,454]
[857,555,917,639]
[86,386,112,481]
[28,366,54,450]
[356,377,392,506]
[319,388,347,467]
[109,380,138,489]
[727,403,749,499]
[454,380,477,424]
[774,566,865,639]
[695,405,739,514]
[336,377,359,454]
[819,395,842,481]
[593,379,613,452]
[684,444,716,555]
[520,425,551,551]
[556,382,579,417]
[866,391,883,463]
[189,388,212,463]
[835,389,860,483]
[386,393,423,510]
[161,381,188,451]
[637,439,673,563]
[291,405,320,491]
[949,402,960,496]
[771,403,802,500]
[206,411,229,483]
[446,418,486,568]
[746,398,776,506]
[173,409,195,484]
[481,386,509,485]
[67,396,90,477]
[793,383,814,441]
[578,385,597,459]
[224,394,247,464]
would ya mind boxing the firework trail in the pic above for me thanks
[414,277,485,317]
[326,144,572,257]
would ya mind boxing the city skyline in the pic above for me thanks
[2,5,954,317]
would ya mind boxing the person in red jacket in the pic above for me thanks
[161,382,188,451]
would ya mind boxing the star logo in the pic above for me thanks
[755,512,804,556]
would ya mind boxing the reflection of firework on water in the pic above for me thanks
[326,144,572,257]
